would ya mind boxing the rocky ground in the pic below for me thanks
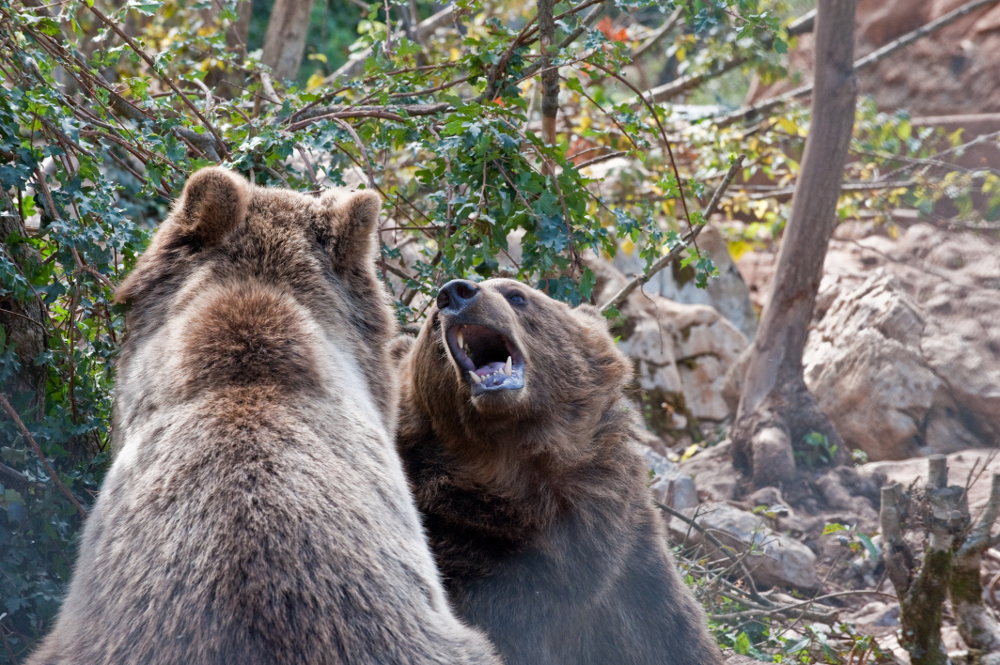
[593,214,1000,663]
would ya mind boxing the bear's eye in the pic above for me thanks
[506,292,526,305]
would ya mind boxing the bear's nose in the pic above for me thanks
[437,279,481,313]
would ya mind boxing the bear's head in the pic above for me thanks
[408,278,632,453]
[116,167,396,423]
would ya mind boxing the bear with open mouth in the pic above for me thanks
[393,278,723,665]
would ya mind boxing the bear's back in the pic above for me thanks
[28,169,500,665]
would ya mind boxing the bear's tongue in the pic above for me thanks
[474,361,506,378]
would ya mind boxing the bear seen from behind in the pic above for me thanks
[28,168,501,665]
[394,278,723,665]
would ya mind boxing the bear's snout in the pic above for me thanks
[437,279,481,313]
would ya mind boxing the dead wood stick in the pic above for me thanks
[0,392,89,517]
[715,0,1000,128]
[656,500,769,607]
[598,154,744,313]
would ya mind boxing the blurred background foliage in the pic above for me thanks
[0,0,997,659]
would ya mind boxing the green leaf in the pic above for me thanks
[735,632,750,655]
[858,533,879,560]
[822,522,847,535]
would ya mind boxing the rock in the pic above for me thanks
[748,426,796,489]
[746,0,1000,116]
[666,501,820,591]
[803,266,1000,461]
[634,443,699,510]
[857,449,1000,516]
[814,467,880,531]
[725,657,770,665]
[590,259,749,434]
[680,440,740,503]
[843,601,900,628]
[612,224,758,341]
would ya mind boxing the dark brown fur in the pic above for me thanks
[395,278,723,665]
[28,168,500,665]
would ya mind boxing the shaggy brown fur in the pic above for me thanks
[395,278,723,665]
[28,168,500,665]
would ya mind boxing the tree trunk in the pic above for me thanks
[537,0,558,148]
[0,191,47,423]
[731,0,857,488]
[262,0,315,83]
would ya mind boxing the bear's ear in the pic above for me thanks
[388,335,415,366]
[174,167,249,247]
[320,189,382,270]
[575,303,609,327]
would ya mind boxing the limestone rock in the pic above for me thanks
[680,441,739,503]
[857,449,1000,516]
[803,253,1000,460]
[634,443,698,510]
[591,259,749,434]
[666,501,820,591]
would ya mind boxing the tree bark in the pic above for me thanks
[950,473,1000,655]
[731,0,857,487]
[262,0,315,83]
[537,0,558,148]
[880,457,975,665]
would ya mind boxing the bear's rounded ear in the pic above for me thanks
[320,188,383,269]
[388,335,415,365]
[575,303,609,327]
[174,167,249,247]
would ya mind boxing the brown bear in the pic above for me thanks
[393,278,724,665]
[27,168,501,665]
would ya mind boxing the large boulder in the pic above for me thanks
[793,222,1000,461]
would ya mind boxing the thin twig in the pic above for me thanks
[83,4,228,158]
[0,393,89,517]
[333,119,377,189]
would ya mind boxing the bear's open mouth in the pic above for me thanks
[445,324,525,395]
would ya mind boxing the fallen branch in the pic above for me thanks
[0,392,89,518]
[599,154,744,313]
[715,0,1000,128]
[656,499,769,607]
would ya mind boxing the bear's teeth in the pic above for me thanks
[456,329,464,350]
[504,356,512,376]
[469,371,482,384]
